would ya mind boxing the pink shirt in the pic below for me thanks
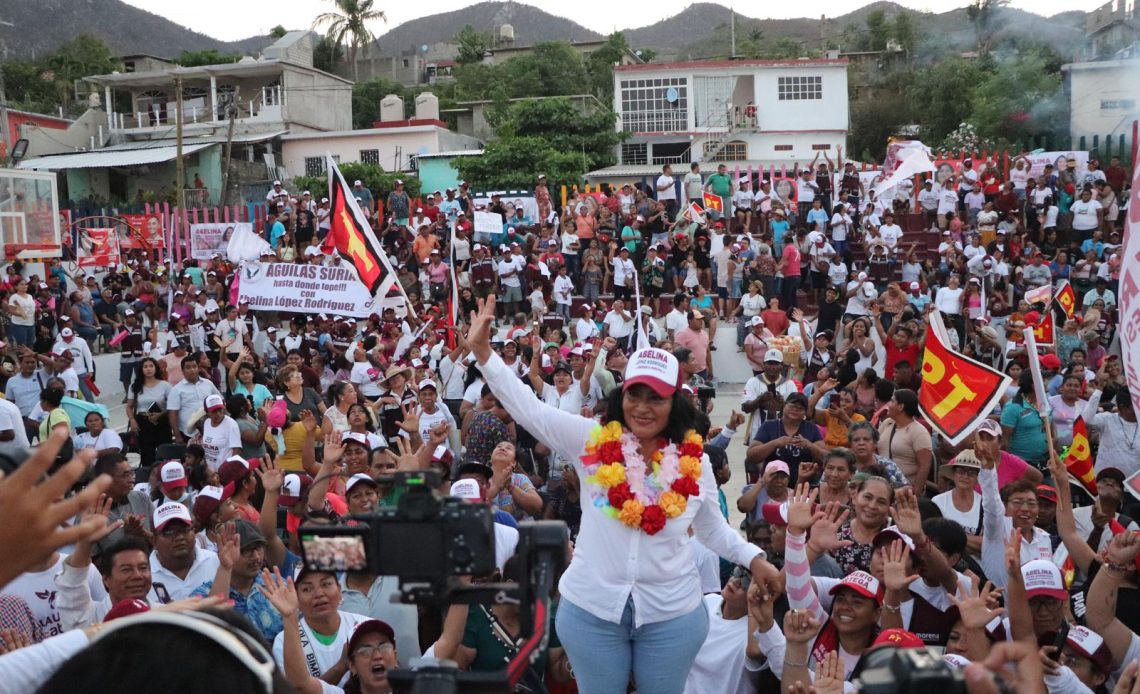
[967,450,1032,493]
[675,326,710,373]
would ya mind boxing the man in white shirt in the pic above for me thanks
[878,212,903,257]
[52,328,95,401]
[657,163,678,221]
[917,179,940,221]
[0,395,30,456]
[665,293,691,340]
[602,300,634,348]
[683,577,761,694]
[149,503,221,601]
[496,246,526,316]
[937,177,960,228]
[166,355,222,441]
[683,163,704,206]
[611,247,636,301]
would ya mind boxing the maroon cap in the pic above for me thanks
[104,598,150,622]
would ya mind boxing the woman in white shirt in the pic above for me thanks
[468,297,778,694]
[198,394,241,470]
[74,411,123,455]
[6,279,36,348]
[934,273,965,343]
[932,451,983,558]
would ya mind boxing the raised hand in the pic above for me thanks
[255,455,283,494]
[963,640,1047,694]
[216,522,240,571]
[322,430,344,468]
[1005,529,1024,584]
[1114,660,1140,694]
[82,493,124,544]
[891,487,924,539]
[882,539,921,592]
[299,409,317,435]
[468,296,498,363]
[392,436,423,471]
[727,410,745,430]
[1106,529,1140,568]
[815,650,844,694]
[948,577,1006,630]
[258,567,299,619]
[783,609,822,645]
[807,502,854,555]
[121,514,149,539]
[428,421,450,446]
[798,461,819,483]
[786,482,822,534]
[746,580,774,631]
[398,402,421,435]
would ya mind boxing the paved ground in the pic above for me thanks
[93,321,753,526]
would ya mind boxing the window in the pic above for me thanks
[621,142,648,165]
[651,141,691,165]
[304,155,339,177]
[774,145,793,152]
[777,75,822,101]
[1101,99,1136,109]
[703,140,747,161]
[812,144,831,150]
[360,149,380,166]
[619,77,688,133]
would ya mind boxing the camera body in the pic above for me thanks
[299,471,496,580]
[855,647,969,693]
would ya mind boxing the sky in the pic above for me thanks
[122,0,1081,43]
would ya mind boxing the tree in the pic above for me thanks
[865,10,891,51]
[270,25,288,39]
[585,32,631,102]
[292,162,420,205]
[966,0,1009,57]
[174,49,241,67]
[455,98,623,190]
[313,35,345,73]
[313,0,387,81]
[907,57,985,144]
[968,53,1065,145]
[455,24,491,66]
[634,48,656,62]
[891,11,919,53]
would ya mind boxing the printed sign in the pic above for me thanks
[473,211,503,238]
[190,223,249,261]
[237,261,404,317]
[77,228,121,268]
[121,214,165,249]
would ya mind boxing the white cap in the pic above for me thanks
[858,271,868,282]
[1022,559,1067,601]
[450,479,483,500]
[152,502,193,532]
[862,281,876,297]
[353,179,363,186]
[622,348,681,398]
[159,461,187,494]
[763,348,784,363]
[60,327,74,338]
[417,378,437,390]
[204,299,220,313]
[124,308,136,317]
[272,180,281,186]
[341,431,369,447]
[205,394,225,411]
[749,315,765,327]
[281,474,304,499]
[345,473,378,494]
[639,305,653,315]
[909,281,920,290]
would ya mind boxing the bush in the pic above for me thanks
[291,163,422,205]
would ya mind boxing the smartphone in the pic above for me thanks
[731,565,751,591]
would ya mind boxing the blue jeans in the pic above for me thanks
[7,323,34,348]
[556,595,709,694]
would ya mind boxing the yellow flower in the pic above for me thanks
[679,455,702,478]
[684,431,704,446]
[618,499,644,528]
[595,462,626,488]
[659,491,687,518]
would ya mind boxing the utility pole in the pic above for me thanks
[220,87,239,207]
[0,18,15,160]
[730,6,736,59]
[175,77,185,215]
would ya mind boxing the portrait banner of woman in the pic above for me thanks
[122,214,166,249]
[76,227,121,268]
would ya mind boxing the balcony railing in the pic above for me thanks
[109,86,285,131]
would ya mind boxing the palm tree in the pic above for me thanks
[312,0,387,81]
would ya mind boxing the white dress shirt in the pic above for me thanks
[149,548,221,601]
[480,353,762,627]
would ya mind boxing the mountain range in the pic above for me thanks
[2,0,1089,65]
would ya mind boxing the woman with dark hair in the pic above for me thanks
[127,357,172,468]
[467,296,778,694]
[830,475,895,575]
[999,370,1049,469]
[228,393,268,462]
[322,381,358,436]
[876,388,933,490]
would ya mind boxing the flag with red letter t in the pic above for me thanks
[1119,153,1140,415]
[322,154,402,302]
[918,310,1012,444]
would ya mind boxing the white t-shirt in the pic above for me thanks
[497,256,525,288]
[417,405,457,456]
[733,189,754,211]
[937,188,959,215]
[656,174,677,201]
[827,261,849,287]
[682,594,760,694]
[553,275,575,305]
[935,286,964,315]
[830,213,851,241]
[350,361,384,398]
[73,428,124,452]
[603,311,633,338]
[665,309,688,335]
[272,611,369,681]
[1010,167,1029,190]
[845,280,873,316]
[3,554,105,638]
[932,491,982,536]
[0,398,30,456]
[1071,199,1102,231]
[611,257,635,287]
[879,224,902,250]
[201,417,242,470]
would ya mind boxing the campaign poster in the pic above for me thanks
[190,223,247,261]
[77,228,121,268]
[121,214,166,250]
[237,261,402,317]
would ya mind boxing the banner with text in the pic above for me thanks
[1118,148,1140,415]
[237,262,406,317]
[121,213,165,249]
[190,223,248,261]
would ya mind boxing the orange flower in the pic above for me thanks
[679,455,702,478]
[595,462,626,488]
[618,499,644,528]
[659,490,687,518]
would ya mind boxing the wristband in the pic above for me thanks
[784,656,811,668]
[1099,550,1133,574]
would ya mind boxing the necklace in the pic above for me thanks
[581,421,703,535]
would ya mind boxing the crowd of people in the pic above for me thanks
[0,147,1134,694]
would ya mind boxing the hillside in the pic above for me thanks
[369,1,602,57]
[1,0,270,59]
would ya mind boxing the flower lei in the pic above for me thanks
[581,421,703,536]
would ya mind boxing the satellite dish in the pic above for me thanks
[421,44,429,53]
[665,87,679,103]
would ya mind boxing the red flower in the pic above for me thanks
[608,482,633,509]
[681,443,703,458]
[641,505,666,535]
[671,476,699,497]
[598,441,625,463]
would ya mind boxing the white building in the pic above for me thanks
[608,58,850,168]
[1062,58,1140,148]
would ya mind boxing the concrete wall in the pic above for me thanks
[751,67,849,133]
[1067,60,1140,141]
[281,128,463,175]
[281,66,352,133]
[21,109,109,158]
[418,157,467,195]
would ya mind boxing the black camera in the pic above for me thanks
[854,647,967,693]
[298,471,496,582]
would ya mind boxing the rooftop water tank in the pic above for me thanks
[380,94,404,122]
